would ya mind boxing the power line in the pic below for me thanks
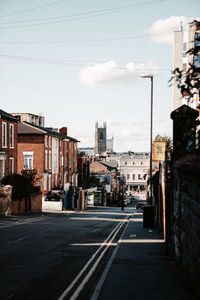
[0,32,171,45]
[0,77,134,114]
[0,0,71,18]
[0,0,165,30]
[0,54,171,70]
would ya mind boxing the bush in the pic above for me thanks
[1,173,33,201]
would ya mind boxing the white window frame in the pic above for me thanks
[49,151,52,169]
[48,174,51,191]
[49,136,52,148]
[2,122,7,148]
[45,135,48,148]
[23,152,34,170]
[9,124,14,148]
[45,150,48,170]
[9,157,14,174]
[0,157,5,180]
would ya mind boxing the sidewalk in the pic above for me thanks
[97,211,195,300]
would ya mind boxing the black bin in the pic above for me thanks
[143,205,154,228]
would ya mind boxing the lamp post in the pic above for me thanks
[140,74,153,204]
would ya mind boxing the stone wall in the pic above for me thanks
[0,185,12,216]
[173,160,200,295]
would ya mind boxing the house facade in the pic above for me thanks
[0,109,18,181]
[17,120,79,198]
[106,153,150,199]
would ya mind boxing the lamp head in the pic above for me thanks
[140,74,153,78]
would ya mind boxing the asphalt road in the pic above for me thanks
[0,202,136,300]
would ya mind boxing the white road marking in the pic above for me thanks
[6,236,30,244]
[91,228,99,234]
[91,214,132,300]
[58,216,128,300]
[0,216,53,229]
[68,216,127,300]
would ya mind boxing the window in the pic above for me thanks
[141,162,143,165]
[127,174,130,180]
[183,42,187,57]
[138,174,141,180]
[132,174,135,180]
[9,157,14,174]
[100,132,103,140]
[125,161,127,165]
[49,136,52,148]
[2,122,7,147]
[9,124,14,148]
[49,151,52,169]
[45,135,48,147]
[24,155,33,169]
[45,150,48,169]
[133,162,135,165]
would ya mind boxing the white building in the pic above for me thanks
[173,21,200,110]
[106,153,150,198]
[78,147,94,157]
[106,136,114,152]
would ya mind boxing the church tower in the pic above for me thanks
[95,122,107,155]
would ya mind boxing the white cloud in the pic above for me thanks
[147,16,194,44]
[79,60,158,87]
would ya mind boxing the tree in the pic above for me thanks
[1,169,41,212]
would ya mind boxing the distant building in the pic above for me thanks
[106,136,114,153]
[106,153,150,197]
[173,21,200,110]
[95,122,107,155]
[11,113,45,127]
[78,147,94,157]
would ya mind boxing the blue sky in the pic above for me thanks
[0,0,199,151]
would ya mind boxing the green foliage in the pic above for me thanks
[1,169,40,201]
[1,174,32,201]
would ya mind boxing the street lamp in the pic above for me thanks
[140,74,153,204]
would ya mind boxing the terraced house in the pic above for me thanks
[13,113,79,195]
[0,109,18,181]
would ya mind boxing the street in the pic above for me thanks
[0,204,135,300]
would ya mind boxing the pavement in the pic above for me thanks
[94,209,197,300]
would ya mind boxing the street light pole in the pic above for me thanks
[140,74,153,204]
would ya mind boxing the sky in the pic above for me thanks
[0,0,199,152]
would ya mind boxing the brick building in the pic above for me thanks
[0,109,18,181]
[90,159,122,206]
[77,153,90,188]
[17,121,79,194]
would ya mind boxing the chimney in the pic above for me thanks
[59,127,68,136]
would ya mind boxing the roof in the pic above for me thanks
[98,161,118,172]
[23,122,79,142]
[18,122,46,135]
[0,109,18,122]
[102,161,118,168]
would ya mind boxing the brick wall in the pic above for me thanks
[17,134,45,173]
[172,161,200,295]
[11,192,42,214]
